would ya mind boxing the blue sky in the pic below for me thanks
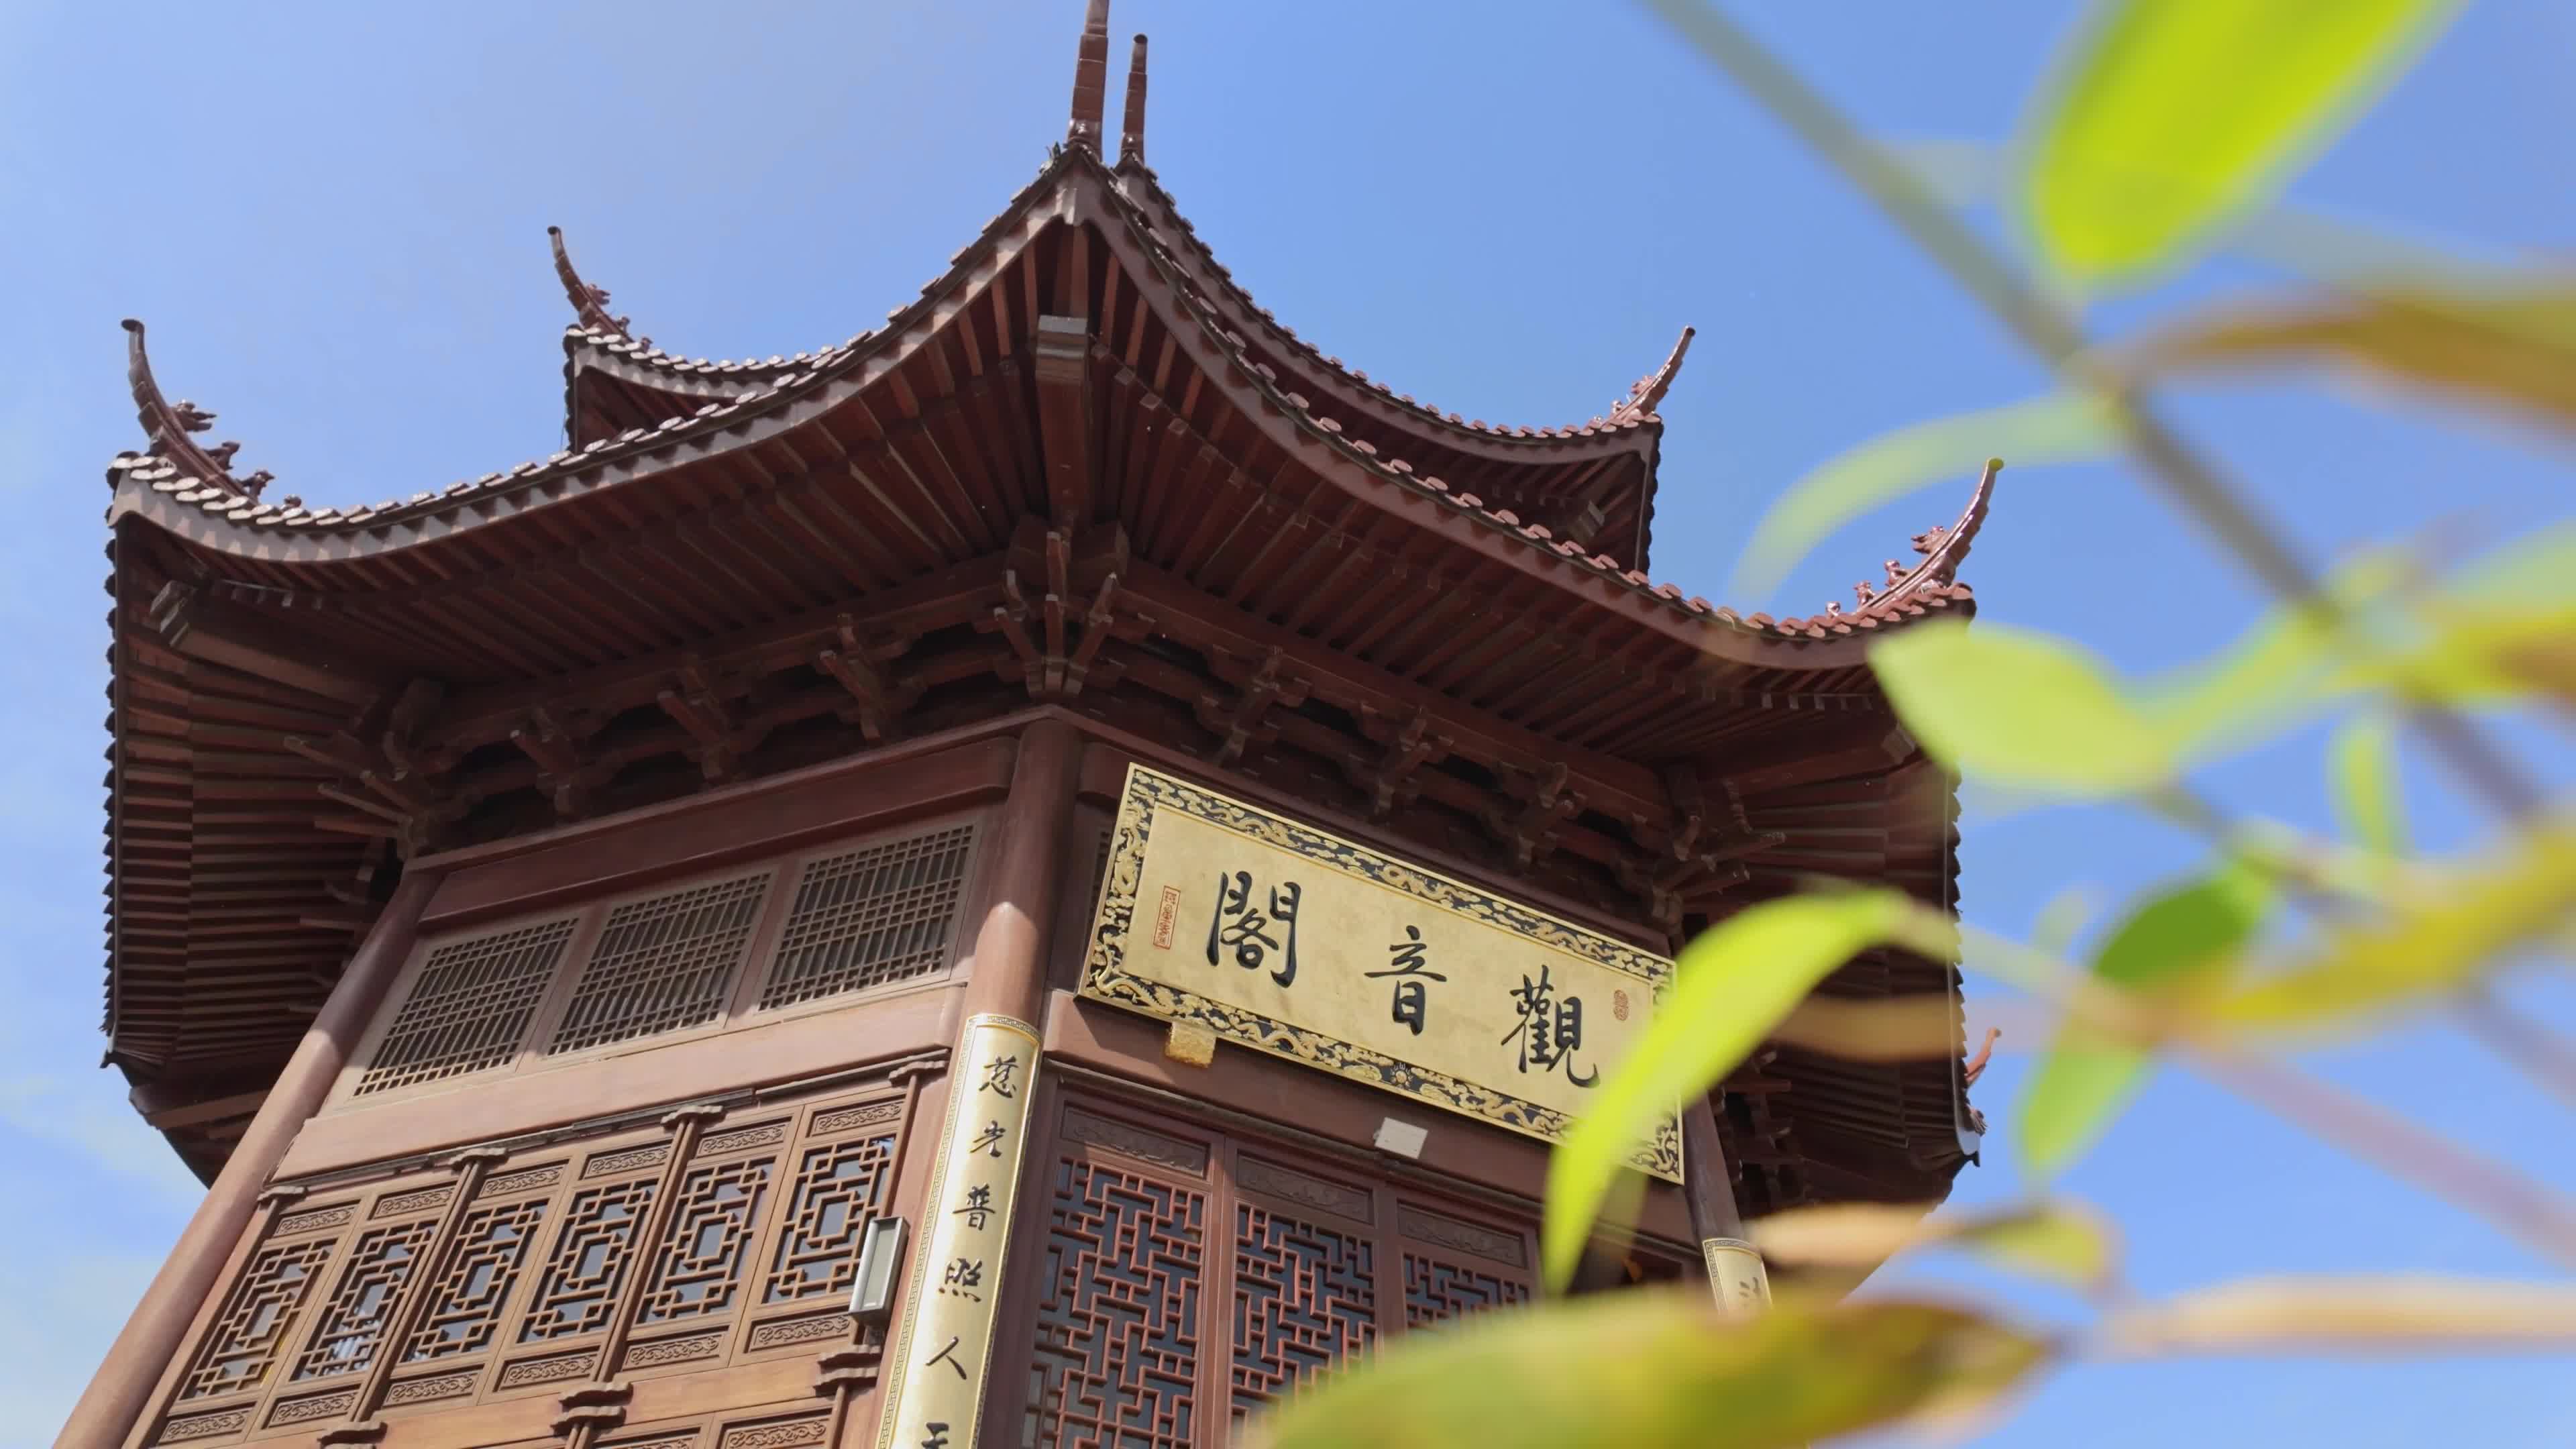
[2,1,2569,1444]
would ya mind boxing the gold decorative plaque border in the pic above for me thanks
[1079,764,1682,1182]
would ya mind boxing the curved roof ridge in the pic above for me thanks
[549,227,645,344]
[117,319,272,503]
[105,163,1988,657]
[1607,326,1696,425]
[1110,164,1679,451]
[1764,460,2000,638]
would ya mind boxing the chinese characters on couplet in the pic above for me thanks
[1207,869,1301,987]
[939,1257,985,1301]
[953,1185,994,1230]
[924,1335,967,1381]
[980,1053,1020,1099]
[1503,963,1597,1087]
[966,1120,1008,1157]
[1364,924,1448,1036]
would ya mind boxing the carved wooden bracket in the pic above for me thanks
[657,657,771,784]
[983,527,1151,700]
[1346,704,1450,820]
[1618,770,1780,934]
[1192,645,1309,766]
[508,705,608,819]
[814,615,923,743]
[286,709,466,860]
[1483,760,1580,871]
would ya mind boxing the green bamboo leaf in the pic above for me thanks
[1542,892,1943,1289]
[2218,814,2576,1031]
[1246,1291,2051,1449]
[1731,394,2116,597]
[2106,1275,2576,1356]
[2127,276,2576,439]
[2328,713,2408,858]
[2021,865,2271,1178]
[1868,621,2170,796]
[2020,0,2464,284]
[1752,1198,2121,1295]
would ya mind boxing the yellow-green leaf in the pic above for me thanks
[2105,1275,2576,1356]
[1869,621,2170,796]
[2020,0,2463,285]
[2021,865,2270,1177]
[1543,892,1944,1289]
[2328,713,2408,857]
[2136,550,2408,759]
[1247,1291,2051,1449]
[1752,1199,2121,1295]
[2218,814,2576,1031]
[1731,394,2116,597]
[2129,276,2576,438]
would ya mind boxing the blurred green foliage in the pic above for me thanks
[1248,1,2576,1444]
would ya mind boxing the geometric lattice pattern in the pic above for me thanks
[178,1237,335,1401]
[1231,1205,1375,1423]
[1400,1254,1528,1329]
[519,1179,659,1342]
[403,1198,550,1362]
[291,1220,440,1380]
[762,1134,896,1302]
[757,824,975,1009]
[547,873,770,1054]
[357,917,578,1095]
[1024,1157,1205,1449]
[635,1157,773,1324]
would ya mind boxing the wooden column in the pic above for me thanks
[57,867,444,1449]
[865,719,1077,1449]
[955,717,1081,1026]
[1682,1095,1772,1314]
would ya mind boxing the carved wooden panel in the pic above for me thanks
[292,1218,440,1380]
[177,1236,335,1401]
[1230,1204,1374,1422]
[635,1155,775,1324]
[763,1132,896,1303]
[1024,1155,1206,1449]
[360,916,578,1095]
[520,1177,659,1341]
[759,822,976,1008]
[549,871,771,1054]
[404,1196,550,1362]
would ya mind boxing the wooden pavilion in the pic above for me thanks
[64,6,1987,1446]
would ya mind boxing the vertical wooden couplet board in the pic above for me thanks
[874,1013,1042,1449]
[1701,1237,1773,1315]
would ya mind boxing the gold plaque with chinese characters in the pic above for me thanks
[1079,765,1680,1181]
[874,1014,1041,1449]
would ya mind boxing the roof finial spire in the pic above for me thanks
[1067,0,1112,154]
[1119,33,1150,168]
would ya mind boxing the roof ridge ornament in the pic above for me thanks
[1066,0,1112,154]
[1118,33,1149,168]
[119,319,268,502]
[548,226,648,345]
[1609,325,1696,424]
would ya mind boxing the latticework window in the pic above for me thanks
[358,917,577,1095]
[292,1220,439,1380]
[548,873,771,1054]
[1018,1096,1650,1436]
[757,823,976,1008]
[178,1237,336,1401]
